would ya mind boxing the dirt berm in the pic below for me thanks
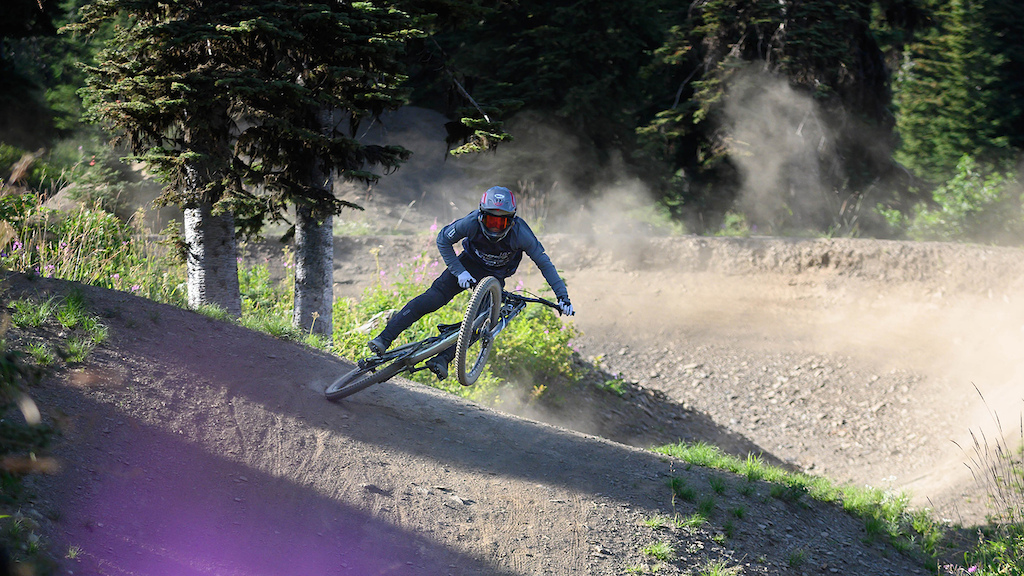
[13,234,1024,575]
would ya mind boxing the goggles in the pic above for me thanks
[482,213,512,234]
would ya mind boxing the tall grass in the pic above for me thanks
[946,390,1024,575]
[0,194,186,304]
[654,441,941,556]
[0,192,580,403]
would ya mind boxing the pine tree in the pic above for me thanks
[223,2,414,338]
[72,0,247,316]
[637,0,901,233]
[436,0,668,188]
[981,0,1024,149]
[894,0,1009,180]
[71,0,416,329]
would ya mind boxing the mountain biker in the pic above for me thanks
[368,185,574,380]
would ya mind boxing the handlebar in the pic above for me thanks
[502,290,564,314]
[467,277,568,316]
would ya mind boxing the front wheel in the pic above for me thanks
[325,360,404,401]
[456,276,502,386]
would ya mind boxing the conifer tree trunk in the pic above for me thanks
[293,203,333,339]
[293,107,337,340]
[184,202,241,317]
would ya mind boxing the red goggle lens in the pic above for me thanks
[482,214,511,232]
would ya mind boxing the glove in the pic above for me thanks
[557,296,574,316]
[457,270,476,289]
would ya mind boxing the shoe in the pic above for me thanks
[424,356,449,381]
[367,336,390,356]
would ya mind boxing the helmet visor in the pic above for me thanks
[482,213,512,235]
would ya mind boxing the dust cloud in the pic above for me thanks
[320,100,1024,518]
[352,106,679,247]
[723,68,834,232]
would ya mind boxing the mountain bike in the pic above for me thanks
[325,276,564,401]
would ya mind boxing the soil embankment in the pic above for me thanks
[12,234,1023,575]
[326,233,1024,524]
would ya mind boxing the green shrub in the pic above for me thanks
[901,155,1024,244]
[331,252,580,402]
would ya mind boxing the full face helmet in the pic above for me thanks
[478,186,516,242]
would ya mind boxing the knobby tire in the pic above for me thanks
[324,360,404,401]
[456,276,502,386]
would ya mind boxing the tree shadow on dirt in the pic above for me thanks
[0,271,938,576]
[32,386,522,576]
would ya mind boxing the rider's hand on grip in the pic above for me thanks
[557,297,574,316]
[457,270,476,289]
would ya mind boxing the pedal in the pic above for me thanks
[424,357,449,381]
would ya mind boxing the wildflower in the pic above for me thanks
[131,285,141,292]
[12,241,22,251]
[429,219,438,234]
[968,567,978,574]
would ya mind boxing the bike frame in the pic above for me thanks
[357,290,557,374]
[325,284,563,400]
[356,325,459,374]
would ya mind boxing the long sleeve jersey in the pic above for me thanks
[437,210,568,301]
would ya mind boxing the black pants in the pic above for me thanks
[377,256,505,364]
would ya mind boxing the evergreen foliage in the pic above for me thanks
[638,0,903,233]
[436,0,668,188]
[894,0,1010,181]
[220,2,417,227]
[68,0,421,319]
[69,0,416,230]
[6,0,1024,243]
[983,0,1024,150]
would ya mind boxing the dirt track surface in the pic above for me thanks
[9,233,1023,575]
[341,234,1024,520]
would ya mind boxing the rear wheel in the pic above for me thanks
[324,360,404,401]
[456,276,502,386]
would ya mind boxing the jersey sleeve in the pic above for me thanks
[517,220,568,300]
[436,212,477,276]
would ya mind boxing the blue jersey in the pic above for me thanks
[437,210,568,300]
